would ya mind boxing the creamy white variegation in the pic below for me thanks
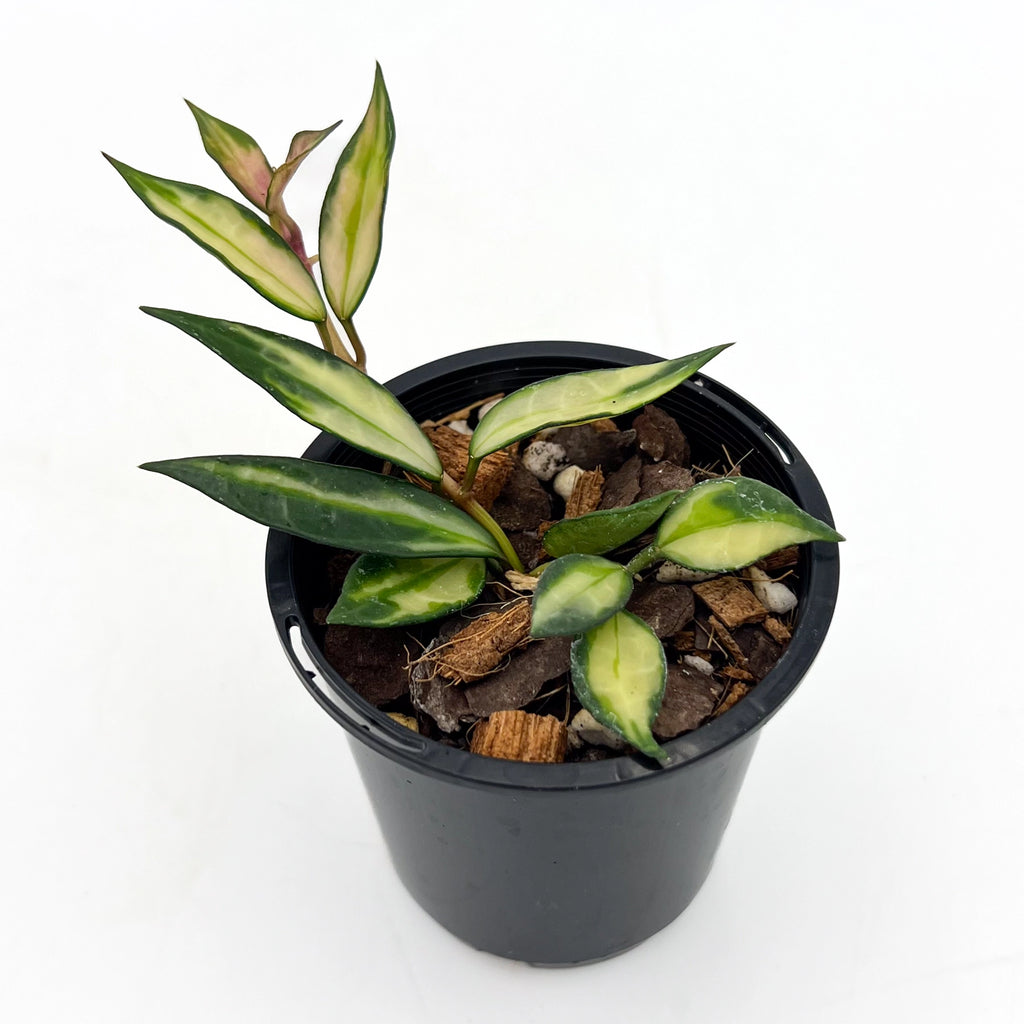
[319,64,395,321]
[143,309,443,480]
[106,156,326,321]
[470,346,729,460]
[571,612,667,762]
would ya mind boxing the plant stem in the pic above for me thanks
[316,318,356,365]
[440,472,523,572]
[625,544,660,576]
[341,318,367,371]
[459,456,481,497]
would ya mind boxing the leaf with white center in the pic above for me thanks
[657,476,844,571]
[104,155,326,321]
[542,490,683,558]
[185,100,273,210]
[530,555,632,637]
[326,554,486,627]
[140,457,501,557]
[141,308,443,481]
[571,612,668,763]
[319,63,395,320]
[469,346,730,461]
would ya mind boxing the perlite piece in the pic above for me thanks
[470,710,568,763]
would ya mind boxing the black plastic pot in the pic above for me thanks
[265,342,840,965]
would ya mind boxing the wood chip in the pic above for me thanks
[763,616,792,643]
[491,462,552,530]
[718,665,755,682]
[547,424,637,471]
[708,615,748,669]
[471,710,568,762]
[692,576,768,628]
[463,637,572,718]
[564,467,605,518]
[323,624,411,705]
[626,581,695,639]
[652,664,723,739]
[633,404,690,464]
[598,454,642,509]
[714,682,752,717]
[425,424,513,509]
[760,546,800,572]
[638,461,694,501]
[732,624,784,681]
[427,601,533,684]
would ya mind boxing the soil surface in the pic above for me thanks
[313,403,801,762]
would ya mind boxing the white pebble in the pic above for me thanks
[553,465,585,501]
[522,440,568,481]
[656,562,719,583]
[683,655,715,676]
[568,709,627,750]
[447,419,472,436]
[746,566,798,615]
[477,398,502,419]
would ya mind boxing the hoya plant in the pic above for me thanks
[108,66,843,764]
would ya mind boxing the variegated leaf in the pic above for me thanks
[530,554,632,637]
[657,476,844,571]
[140,457,501,557]
[571,611,668,763]
[105,155,326,321]
[185,100,273,210]
[319,63,395,320]
[141,308,443,480]
[326,554,486,627]
[469,346,729,460]
[542,490,683,558]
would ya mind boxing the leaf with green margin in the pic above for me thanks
[185,100,273,210]
[104,155,326,321]
[319,63,395,320]
[140,457,502,557]
[469,346,730,460]
[542,490,683,558]
[571,611,668,763]
[141,308,443,481]
[530,554,632,637]
[326,554,486,627]
[656,476,845,571]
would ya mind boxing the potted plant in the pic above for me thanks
[108,66,843,964]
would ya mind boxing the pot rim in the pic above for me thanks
[266,341,840,792]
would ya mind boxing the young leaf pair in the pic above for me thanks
[105,65,394,366]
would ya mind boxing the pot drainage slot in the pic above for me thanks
[761,426,793,466]
[286,621,427,755]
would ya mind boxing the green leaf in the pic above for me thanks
[319,63,395,320]
[571,611,668,763]
[326,554,486,627]
[185,100,273,210]
[542,490,683,558]
[469,346,730,460]
[141,308,444,481]
[140,457,502,557]
[656,476,845,571]
[104,154,326,321]
[530,554,632,637]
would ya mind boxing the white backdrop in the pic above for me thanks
[3,2,1022,1021]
